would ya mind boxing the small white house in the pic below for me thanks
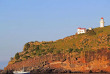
[77,27,86,34]
[100,17,104,28]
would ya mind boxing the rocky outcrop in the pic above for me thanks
[0,70,13,74]
[4,53,110,73]
[4,48,110,73]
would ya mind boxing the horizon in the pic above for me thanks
[0,0,110,69]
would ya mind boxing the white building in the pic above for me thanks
[89,27,92,30]
[77,27,86,34]
[100,17,104,28]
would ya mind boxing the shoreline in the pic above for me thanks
[0,69,110,74]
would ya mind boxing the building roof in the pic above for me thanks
[77,27,86,30]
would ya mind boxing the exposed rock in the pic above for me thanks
[0,70,13,74]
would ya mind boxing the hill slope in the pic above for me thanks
[4,26,110,73]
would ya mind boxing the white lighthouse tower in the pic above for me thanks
[100,17,104,28]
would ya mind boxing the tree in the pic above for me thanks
[35,45,39,50]
[24,43,30,51]
[25,43,30,48]
[15,52,20,60]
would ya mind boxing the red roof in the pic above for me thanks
[101,17,103,19]
[78,27,86,29]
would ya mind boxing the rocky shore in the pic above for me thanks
[0,68,109,74]
[0,70,13,74]
[2,59,110,74]
[4,56,110,73]
[30,68,82,74]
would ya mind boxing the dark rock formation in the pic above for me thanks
[0,70,13,74]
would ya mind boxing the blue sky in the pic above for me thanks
[0,0,110,69]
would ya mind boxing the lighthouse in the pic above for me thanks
[100,17,104,28]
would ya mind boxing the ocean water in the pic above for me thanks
[0,61,8,69]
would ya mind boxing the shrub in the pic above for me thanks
[23,43,30,51]
[38,53,41,56]
[43,52,47,55]
[41,49,45,52]
[36,49,43,56]
[47,48,54,53]
[31,52,36,55]
[30,49,35,52]
[19,59,22,62]
[15,52,20,60]
[25,51,29,54]
[74,48,83,53]
[98,30,103,33]
[35,45,39,50]
[87,30,96,35]
[24,48,28,51]
[56,50,61,54]
[25,43,30,48]
[23,56,30,59]
[68,48,73,53]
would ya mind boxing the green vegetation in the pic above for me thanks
[15,52,20,60]
[47,48,54,53]
[56,50,61,54]
[74,48,83,53]
[23,43,30,51]
[25,51,29,54]
[23,55,30,59]
[86,29,96,35]
[35,45,39,50]
[67,48,73,53]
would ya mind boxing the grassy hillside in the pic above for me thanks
[9,26,110,64]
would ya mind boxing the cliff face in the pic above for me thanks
[4,26,110,73]
[4,49,110,73]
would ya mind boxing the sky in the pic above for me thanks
[0,0,110,69]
